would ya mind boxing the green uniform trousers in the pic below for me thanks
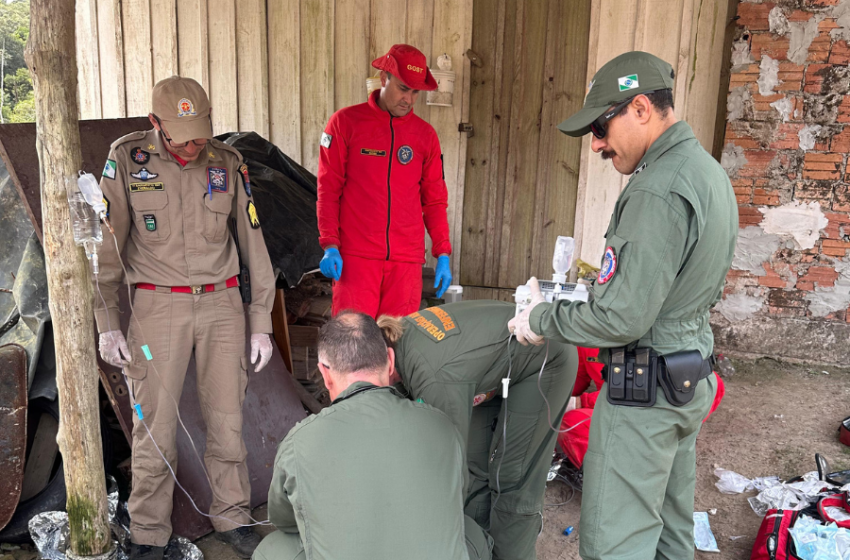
[579,373,717,560]
[253,515,494,560]
[463,343,576,560]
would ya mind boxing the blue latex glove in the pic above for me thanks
[434,255,452,298]
[320,248,343,281]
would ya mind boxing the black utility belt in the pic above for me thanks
[603,347,712,408]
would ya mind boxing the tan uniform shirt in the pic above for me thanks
[94,129,275,334]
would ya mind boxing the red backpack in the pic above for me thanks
[751,492,850,560]
[750,509,804,560]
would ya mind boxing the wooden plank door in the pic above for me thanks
[460,0,591,291]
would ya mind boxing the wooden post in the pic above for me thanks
[25,0,112,557]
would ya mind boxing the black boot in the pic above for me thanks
[128,543,165,560]
[216,527,261,559]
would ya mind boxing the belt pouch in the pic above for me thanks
[606,347,657,407]
[607,348,626,400]
[658,350,708,407]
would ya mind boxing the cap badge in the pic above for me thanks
[406,64,424,73]
[618,74,639,92]
[177,97,196,117]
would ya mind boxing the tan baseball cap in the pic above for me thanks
[151,76,212,143]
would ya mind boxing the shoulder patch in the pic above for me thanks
[408,307,461,342]
[597,246,617,284]
[102,159,116,180]
[238,164,252,197]
[321,132,332,149]
[247,200,260,229]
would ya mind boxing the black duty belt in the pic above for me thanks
[603,348,713,408]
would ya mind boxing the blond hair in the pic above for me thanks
[376,315,405,348]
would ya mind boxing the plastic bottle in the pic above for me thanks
[552,236,575,284]
[68,172,104,274]
[715,353,735,378]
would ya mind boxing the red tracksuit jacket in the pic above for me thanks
[317,90,452,264]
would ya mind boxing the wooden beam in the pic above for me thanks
[75,0,101,119]
[208,0,238,134]
[406,0,434,122]
[236,0,269,138]
[122,0,154,117]
[268,0,302,160]
[150,0,178,83]
[96,0,126,118]
[430,0,471,275]
[300,0,334,174]
[271,289,294,374]
[335,0,371,111]
[26,0,112,553]
[177,0,209,89]
[459,0,502,285]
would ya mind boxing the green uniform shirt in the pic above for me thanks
[268,381,471,560]
[395,301,575,479]
[530,121,737,358]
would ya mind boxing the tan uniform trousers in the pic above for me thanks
[125,285,250,546]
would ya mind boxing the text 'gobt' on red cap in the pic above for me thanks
[371,44,438,91]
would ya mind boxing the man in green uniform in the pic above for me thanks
[510,51,737,559]
[378,300,578,560]
[254,312,493,560]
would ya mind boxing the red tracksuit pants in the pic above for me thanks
[331,254,423,318]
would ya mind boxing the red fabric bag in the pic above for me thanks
[750,509,803,560]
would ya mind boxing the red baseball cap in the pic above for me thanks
[371,44,438,91]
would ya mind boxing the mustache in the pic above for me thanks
[601,151,616,160]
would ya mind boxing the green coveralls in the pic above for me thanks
[395,301,578,560]
[253,381,493,560]
[529,122,738,559]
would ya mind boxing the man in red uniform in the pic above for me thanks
[317,44,453,317]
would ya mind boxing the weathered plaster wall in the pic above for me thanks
[713,0,850,364]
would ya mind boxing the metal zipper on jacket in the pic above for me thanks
[386,116,394,260]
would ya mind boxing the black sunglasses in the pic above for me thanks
[589,90,664,139]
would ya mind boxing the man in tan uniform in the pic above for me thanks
[94,76,276,560]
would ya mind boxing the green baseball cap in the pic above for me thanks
[557,51,675,137]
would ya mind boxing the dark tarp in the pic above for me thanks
[0,156,53,398]
[217,132,323,288]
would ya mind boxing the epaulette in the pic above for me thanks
[209,137,243,161]
[110,130,148,151]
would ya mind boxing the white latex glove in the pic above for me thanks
[250,333,273,372]
[99,330,131,367]
[507,277,545,346]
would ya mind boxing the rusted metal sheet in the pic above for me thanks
[0,119,308,540]
[0,344,27,530]
[98,287,306,540]
[0,119,150,241]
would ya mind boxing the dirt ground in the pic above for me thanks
[536,357,850,560]
[6,358,845,560]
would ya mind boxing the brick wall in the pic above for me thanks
[712,0,850,363]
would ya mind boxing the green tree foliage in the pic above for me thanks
[0,0,31,122]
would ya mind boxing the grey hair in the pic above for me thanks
[317,311,389,375]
